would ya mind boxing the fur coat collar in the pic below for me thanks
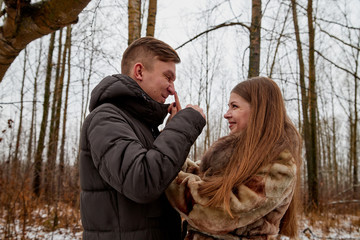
[166,134,297,240]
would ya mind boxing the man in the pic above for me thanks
[79,37,206,240]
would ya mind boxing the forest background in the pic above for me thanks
[0,0,359,239]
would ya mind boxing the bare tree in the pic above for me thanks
[44,29,63,199]
[146,0,157,36]
[291,0,319,209]
[26,41,42,170]
[12,48,27,175]
[248,0,262,78]
[128,0,141,45]
[58,25,72,198]
[306,0,319,209]
[350,35,359,198]
[33,32,56,197]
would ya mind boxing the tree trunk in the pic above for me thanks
[307,0,319,208]
[204,33,210,150]
[27,41,42,170]
[13,48,26,176]
[58,25,72,199]
[128,0,141,45]
[331,90,338,193]
[248,0,261,78]
[291,0,318,210]
[44,29,63,200]
[46,27,68,202]
[33,32,56,197]
[0,0,91,82]
[352,36,359,198]
[146,0,157,36]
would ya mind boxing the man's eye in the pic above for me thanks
[164,74,171,81]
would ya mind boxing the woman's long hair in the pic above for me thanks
[198,77,302,238]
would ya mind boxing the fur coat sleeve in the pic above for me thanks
[166,151,297,239]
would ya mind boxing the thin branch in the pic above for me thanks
[316,23,360,52]
[175,21,249,50]
[315,49,360,81]
[316,16,360,31]
[0,100,40,104]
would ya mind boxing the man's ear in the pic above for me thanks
[132,63,144,81]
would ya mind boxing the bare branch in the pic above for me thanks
[316,16,360,31]
[315,49,360,81]
[316,23,360,52]
[175,21,249,50]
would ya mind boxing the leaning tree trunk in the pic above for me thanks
[0,0,91,82]
[128,0,141,45]
[146,0,157,36]
[248,0,261,78]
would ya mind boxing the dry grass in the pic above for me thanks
[1,162,359,239]
[0,164,81,239]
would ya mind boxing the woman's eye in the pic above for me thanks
[232,104,238,109]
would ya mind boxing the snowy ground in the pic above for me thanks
[1,216,359,239]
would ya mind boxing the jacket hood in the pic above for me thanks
[89,74,170,127]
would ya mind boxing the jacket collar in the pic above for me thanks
[89,74,169,127]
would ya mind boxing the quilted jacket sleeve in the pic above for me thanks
[86,106,205,204]
[166,152,297,235]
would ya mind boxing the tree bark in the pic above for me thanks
[27,43,41,170]
[291,0,318,210]
[146,0,157,36]
[0,0,91,82]
[352,36,359,198]
[12,47,26,175]
[58,25,72,198]
[45,27,67,201]
[128,0,141,45]
[33,32,55,197]
[44,29,62,200]
[307,0,319,208]
[248,0,261,78]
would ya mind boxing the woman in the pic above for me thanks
[166,77,302,240]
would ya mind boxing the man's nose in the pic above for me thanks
[168,83,175,95]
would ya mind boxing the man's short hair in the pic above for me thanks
[121,37,181,75]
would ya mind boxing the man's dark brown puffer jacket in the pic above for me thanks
[80,74,205,240]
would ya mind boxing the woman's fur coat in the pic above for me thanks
[166,134,297,240]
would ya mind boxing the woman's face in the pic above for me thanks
[224,92,251,134]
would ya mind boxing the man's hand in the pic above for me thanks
[185,104,206,120]
[167,92,182,124]
[167,92,206,124]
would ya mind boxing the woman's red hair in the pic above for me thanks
[198,77,302,238]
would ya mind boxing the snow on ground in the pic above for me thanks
[1,215,359,239]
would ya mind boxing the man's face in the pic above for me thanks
[140,59,176,103]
